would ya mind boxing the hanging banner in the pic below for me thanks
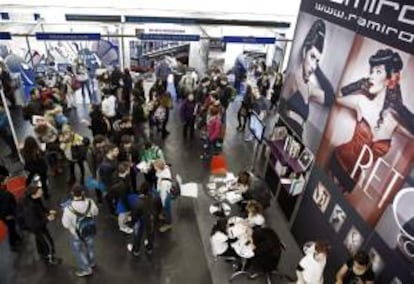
[222,36,275,44]
[279,0,414,283]
[137,33,200,42]
[0,32,11,40]
[35,33,101,41]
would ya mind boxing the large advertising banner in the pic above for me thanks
[282,0,414,282]
[279,12,355,152]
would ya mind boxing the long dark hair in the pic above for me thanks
[303,19,326,54]
[22,136,42,161]
[368,49,408,131]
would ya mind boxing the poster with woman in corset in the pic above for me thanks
[316,36,414,228]
[279,12,355,152]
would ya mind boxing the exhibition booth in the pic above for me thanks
[261,0,414,282]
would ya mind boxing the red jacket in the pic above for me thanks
[207,115,222,141]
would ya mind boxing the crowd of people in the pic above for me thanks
[0,56,378,284]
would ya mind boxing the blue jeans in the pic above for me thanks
[71,236,95,272]
[153,189,172,224]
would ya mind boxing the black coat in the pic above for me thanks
[22,196,48,232]
[98,157,118,189]
[24,153,48,175]
[90,112,110,136]
[0,189,17,219]
[112,176,132,210]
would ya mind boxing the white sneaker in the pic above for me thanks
[120,226,134,234]
[127,243,133,252]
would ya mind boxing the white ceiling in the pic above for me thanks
[0,0,301,19]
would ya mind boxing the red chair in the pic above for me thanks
[0,221,7,243]
[210,154,228,176]
[6,176,27,201]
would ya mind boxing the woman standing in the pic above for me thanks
[22,137,50,199]
[201,106,222,160]
[89,104,111,137]
[123,68,133,112]
[296,241,329,284]
[63,66,76,110]
[59,125,87,185]
[237,85,254,131]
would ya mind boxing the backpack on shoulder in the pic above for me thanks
[68,200,97,239]
[161,173,182,200]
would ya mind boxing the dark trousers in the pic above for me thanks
[161,109,170,138]
[69,160,85,184]
[81,81,92,101]
[105,190,119,215]
[130,166,138,192]
[132,216,154,253]
[4,218,21,249]
[134,122,147,144]
[27,171,49,197]
[237,112,248,130]
[33,227,55,261]
[183,118,195,139]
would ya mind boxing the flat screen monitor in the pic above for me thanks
[249,111,265,143]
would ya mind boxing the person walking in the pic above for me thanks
[22,185,60,265]
[62,185,98,277]
[153,159,173,233]
[180,93,197,139]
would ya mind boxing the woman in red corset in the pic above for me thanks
[329,49,414,195]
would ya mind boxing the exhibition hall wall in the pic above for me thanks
[277,0,414,282]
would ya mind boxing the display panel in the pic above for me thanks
[248,111,265,143]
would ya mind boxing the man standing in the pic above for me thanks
[62,185,98,277]
[127,181,155,257]
[0,172,21,251]
[22,185,60,265]
[98,144,119,215]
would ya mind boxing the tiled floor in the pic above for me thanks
[1,84,302,284]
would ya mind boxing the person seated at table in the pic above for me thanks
[229,171,251,194]
[247,227,283,278]
[245,200,265,228]
[210,218,237,258]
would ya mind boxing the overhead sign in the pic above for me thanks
[35,33,101,41]
[222,36,275,44]
[126,16,195,25]
[138,33,200,42]
[0,32,11,40]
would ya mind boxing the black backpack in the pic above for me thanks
[68,200,97,239]
[161,175,181,200]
